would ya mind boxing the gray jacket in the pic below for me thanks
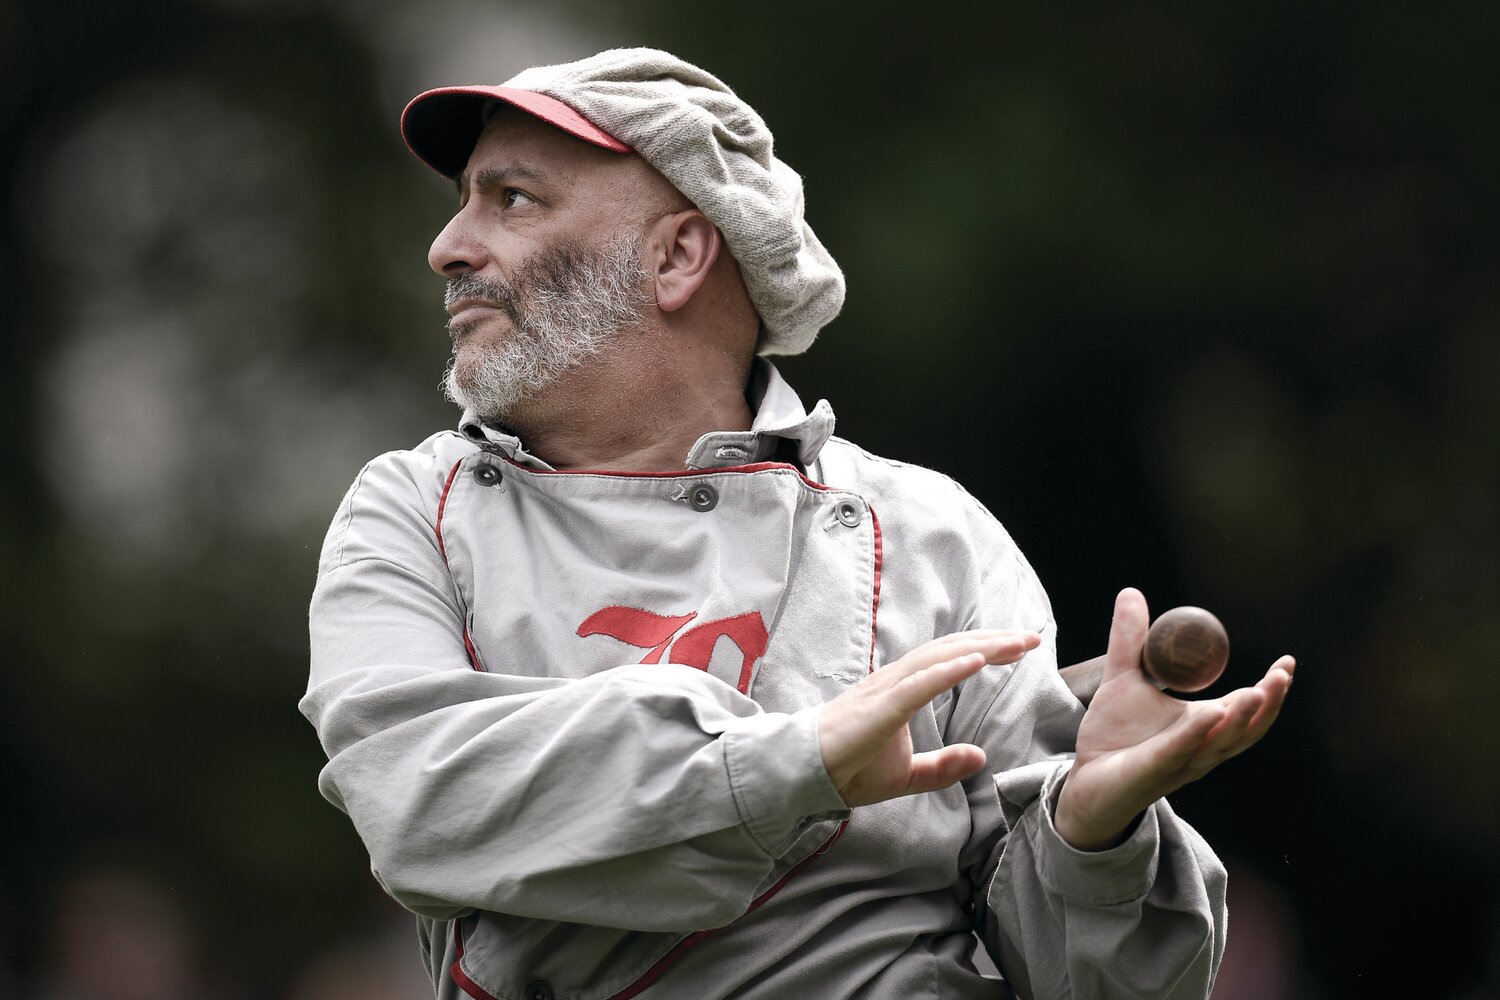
[302,362,1227,1000]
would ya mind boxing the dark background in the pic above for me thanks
[3,2,1496,998]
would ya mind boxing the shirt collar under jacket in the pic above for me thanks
[456,359,837,472]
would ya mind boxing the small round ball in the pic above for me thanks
[1143,606,1229,692]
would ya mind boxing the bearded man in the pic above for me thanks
[302,48,1294,1000]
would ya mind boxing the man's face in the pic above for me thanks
[429,108,670,422]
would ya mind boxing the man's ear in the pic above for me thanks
[651,210,721,313]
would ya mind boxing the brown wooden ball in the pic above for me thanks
[1143,606,1229,692]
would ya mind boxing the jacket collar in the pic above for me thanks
[456,359,836,472]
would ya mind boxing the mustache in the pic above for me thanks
[444,273,520,324]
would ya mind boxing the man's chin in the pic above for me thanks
[445,368,530,423]
[450,321,510,357]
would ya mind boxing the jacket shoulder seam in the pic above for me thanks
[331,461,374,569]
[327,431,476,571]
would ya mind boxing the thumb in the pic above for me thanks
[1102,587,1151,683]
[900,745,987,797]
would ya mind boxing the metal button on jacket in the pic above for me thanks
[835,499,863,527]
[472,464,501,487]
[689,483,719,511]
[525,982,555,1000]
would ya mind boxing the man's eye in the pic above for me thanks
[503,189,535,208]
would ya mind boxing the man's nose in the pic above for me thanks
[428,212,488,277]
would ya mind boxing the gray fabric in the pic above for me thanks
[302,361,1227,999]
[447,48,845,356]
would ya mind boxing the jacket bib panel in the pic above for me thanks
[440,459,879,711]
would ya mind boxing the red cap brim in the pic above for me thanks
[401,86,630,179]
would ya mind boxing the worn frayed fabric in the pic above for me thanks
[403,48,846,356]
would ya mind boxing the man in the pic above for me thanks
[302,48,1294,1000]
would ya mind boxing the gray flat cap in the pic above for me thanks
[402,48,845,356]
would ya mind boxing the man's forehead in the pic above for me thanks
[477,105,625,162]
[457,109,619,182]
[455,159,547,196]
[459,107,688,208]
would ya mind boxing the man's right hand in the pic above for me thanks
[818,631,1041,807]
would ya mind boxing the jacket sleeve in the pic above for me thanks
[946,490,1226,1000]
[300,445,849,931]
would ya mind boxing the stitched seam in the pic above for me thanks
[331,462,372,569]
[722,731,774,856]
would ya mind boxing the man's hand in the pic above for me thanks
[1055,588,1295,851]
[819,631,1041,807]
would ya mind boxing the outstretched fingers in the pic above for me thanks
[1134,655,1297,788]
[886,635,1039,710]
[888,651,988,714]
[1176,659,1295,778]
[820,630,1043,807]
[1212,655,1296,754]
[893,630,1041,674]
[1145,702,1229,771]
[1201,687,1266,748]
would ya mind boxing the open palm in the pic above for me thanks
[819,630,1041,807]
[1055,589,1295,851]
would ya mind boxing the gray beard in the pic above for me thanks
[441,232,651,421]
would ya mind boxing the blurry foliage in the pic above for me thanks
[2,0,1496,997]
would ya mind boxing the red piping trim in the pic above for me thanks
[435,460,462,560]
[450,920,497,1000]
[868,507,883,674]
[602,820,849,1000]
[461,628,485,673]
[436,458,486,672]
[499,456,845,495]
[445,822,848,1000]
[500,457,796,479]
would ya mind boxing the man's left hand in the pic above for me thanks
[1054,588,1295,851]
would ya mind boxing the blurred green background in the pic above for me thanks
[3,1,1497,998]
